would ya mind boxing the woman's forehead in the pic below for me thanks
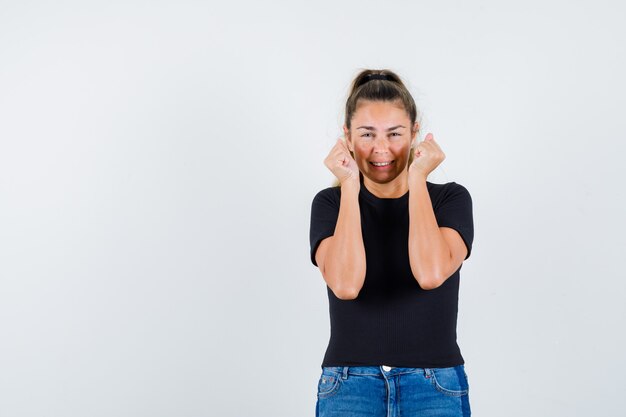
[353,102,411,127]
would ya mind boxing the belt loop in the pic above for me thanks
[342,366,349,380]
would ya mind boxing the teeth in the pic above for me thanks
[372,161,392,166]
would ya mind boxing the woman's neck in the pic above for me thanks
[362,171,409,198]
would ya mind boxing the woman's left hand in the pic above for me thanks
[408,133,446,181]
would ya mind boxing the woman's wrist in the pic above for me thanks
[408,172,427,186]
[340,176,361,190]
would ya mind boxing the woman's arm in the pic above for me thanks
[315,180,366,300]
[408,177,467,290]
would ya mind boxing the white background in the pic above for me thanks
[1,1,625,416]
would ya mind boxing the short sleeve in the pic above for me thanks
[435,182,474,260]
[309,187,340,266]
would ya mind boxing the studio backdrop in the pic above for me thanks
[1,1,625,416]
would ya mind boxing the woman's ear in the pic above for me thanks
[343,125,354,152]
[412,122,419,139]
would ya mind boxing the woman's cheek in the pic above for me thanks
[390,144,409,158]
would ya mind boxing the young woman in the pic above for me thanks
[309,69,474,417]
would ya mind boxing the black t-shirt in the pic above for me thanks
[309,178,474,368]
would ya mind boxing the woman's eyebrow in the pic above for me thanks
[356,125,406,131]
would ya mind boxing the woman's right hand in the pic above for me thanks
[324,138,360,186]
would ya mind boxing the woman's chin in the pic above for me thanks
[364,171,401,184]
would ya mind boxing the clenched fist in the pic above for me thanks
[324,138,360,186]
[408,133,445,181]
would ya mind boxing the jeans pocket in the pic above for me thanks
[317,369,342,399]
[430,365,469,397]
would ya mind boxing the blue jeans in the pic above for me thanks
[315,365,471,417]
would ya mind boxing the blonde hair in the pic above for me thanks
[332,69,420,187]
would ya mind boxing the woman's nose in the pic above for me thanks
[373,138,390,153]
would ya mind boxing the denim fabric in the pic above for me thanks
[315,365,470,417]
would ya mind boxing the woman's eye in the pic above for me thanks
[390,132,401,136]
[361,133,372,138]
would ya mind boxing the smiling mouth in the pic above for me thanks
[370,160,394,167]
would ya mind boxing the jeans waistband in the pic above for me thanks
[323,366,433,379]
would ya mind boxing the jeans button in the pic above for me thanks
[382,365,392,372]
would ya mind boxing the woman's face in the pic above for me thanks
[344,100,417,185]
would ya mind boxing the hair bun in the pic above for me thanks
[358,73,393,87]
